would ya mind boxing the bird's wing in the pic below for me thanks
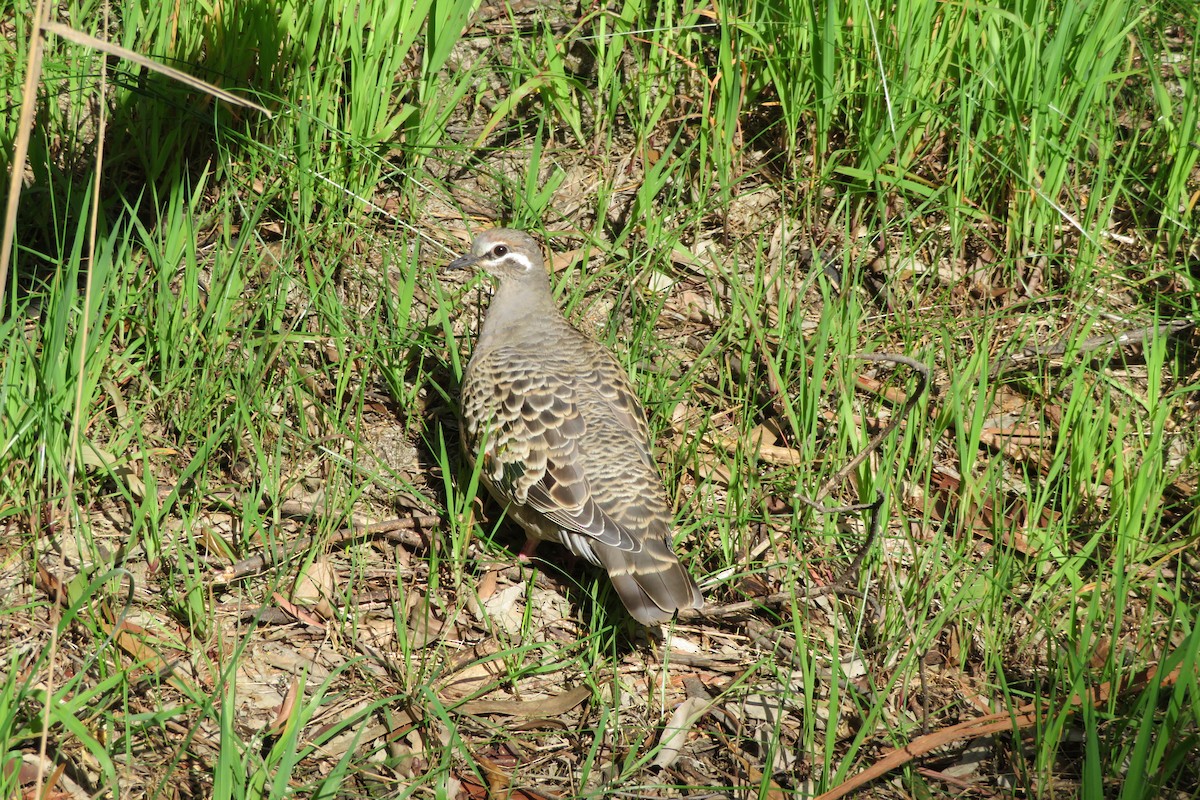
[463,345,704,623]
[464,354,642,555]
[580,343,653,450]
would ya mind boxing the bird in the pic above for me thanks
[449,228,704,625]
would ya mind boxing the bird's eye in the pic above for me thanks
[492,245,509,257]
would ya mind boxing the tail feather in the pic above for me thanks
[600,539,703,625]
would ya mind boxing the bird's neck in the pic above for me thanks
[477,276,563,345]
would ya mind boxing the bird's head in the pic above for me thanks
[448,228,545,281]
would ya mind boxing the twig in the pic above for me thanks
[213,513,441,584]
[815,659,1182,800]
[741,352,926,593]
[991,318,1196,378]
[679,583,879,622]
[814,352,931,504]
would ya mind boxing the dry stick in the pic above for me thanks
[814,353,931,505]
[678,585,877,622]
[801,355,928,626]
[213,513,441,584]
[815,659,1182,800]
[815,710,1040,800]
[16,9,53,800]
[0,0,48,308]
[990,317,1196,378]
[747,351,928,573]
[710,351,928,633]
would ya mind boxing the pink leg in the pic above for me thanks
[518,537,541,562]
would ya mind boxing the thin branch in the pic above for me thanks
[213,513,441,584]
[815,352,931,503]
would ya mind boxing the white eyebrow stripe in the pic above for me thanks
[498,252,534,271]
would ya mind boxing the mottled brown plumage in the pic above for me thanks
[450,229,703,625]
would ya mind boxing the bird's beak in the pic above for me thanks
[448,251,477,270]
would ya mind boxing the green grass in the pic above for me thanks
[1,0,1198,797]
